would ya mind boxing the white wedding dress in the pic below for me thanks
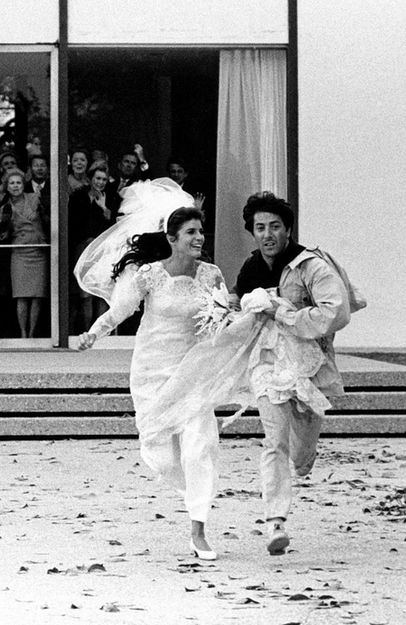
[78,178,330,520]
[88,260,331,454]
[88,260,225,446]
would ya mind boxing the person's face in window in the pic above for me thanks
[90,170,108,194]
[252,212,290,262]
[31,157,48,182]
[119,154,138,178]
[7,174,24,199]
[71,152,88,176]
[168,163,188,186]
[1,155,17,173]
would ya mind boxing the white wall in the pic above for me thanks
[0,0,58,43]
[68,0,288,45]
[298,0,406,348]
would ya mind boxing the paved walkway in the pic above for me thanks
[0,436,405,625]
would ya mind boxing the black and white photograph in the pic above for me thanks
[0,1,405,624]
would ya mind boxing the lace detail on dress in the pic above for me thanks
[197,262,224,291]
[144,261,224,300]
[88,264,148,339]
[138,263,168,292]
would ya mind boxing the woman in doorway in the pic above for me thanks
[0,168,49,338]
[75,179,222,560]
[68,149,90,195]
[68,160,120,333]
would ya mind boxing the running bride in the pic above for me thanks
[74,177,330,561]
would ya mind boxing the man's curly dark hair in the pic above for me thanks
[242,191,294,234]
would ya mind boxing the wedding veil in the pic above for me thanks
[73,177,195,303]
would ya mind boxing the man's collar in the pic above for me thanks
[286,248,320,269]
[33,179,45,188]
[254,239,305,267]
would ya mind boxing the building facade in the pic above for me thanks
[0,0,404,350]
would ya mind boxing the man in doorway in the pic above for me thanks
[234,191,352,555]
[108,144,149,195]
[166,155,205,211]
[25,154,51,216]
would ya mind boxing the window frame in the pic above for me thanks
[0,44,59,348]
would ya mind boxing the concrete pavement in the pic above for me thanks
[0,436,405,624]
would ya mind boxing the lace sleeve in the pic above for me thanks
[199,262,226,290]
[88,265,148,340]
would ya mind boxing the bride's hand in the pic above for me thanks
[77,332,96,351]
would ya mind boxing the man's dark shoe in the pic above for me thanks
[267,522,290,555]
[295,451,317,477]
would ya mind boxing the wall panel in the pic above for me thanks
[0,0,58,43]
[68,0,288,45]
[298,0,406,348]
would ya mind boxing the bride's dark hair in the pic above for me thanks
[112,206,204,280]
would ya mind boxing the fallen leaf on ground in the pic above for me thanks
[245,582,266,591]
[215,590,236,599]
[100,603,120,612]
[87,563,106,572]
[235,597,260,604]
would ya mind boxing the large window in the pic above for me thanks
[67,48,219,335]
[0,48,57,344]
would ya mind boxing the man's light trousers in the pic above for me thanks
[257,397,322,521]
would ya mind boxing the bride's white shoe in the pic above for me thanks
[190,538,217,561]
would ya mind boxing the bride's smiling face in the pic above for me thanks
[170,219,204,258]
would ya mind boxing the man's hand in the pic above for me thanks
[241,288,271,313]
[133,143,144,158]
[240,288,279,318]
[194,193,206,211]
[77,332,97,351]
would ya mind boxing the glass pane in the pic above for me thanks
[68,48,218,335]
[0,52,51,339]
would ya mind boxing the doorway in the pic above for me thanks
[67,47,219,336]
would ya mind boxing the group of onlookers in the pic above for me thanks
[0,144,204,337]
[0,150,50,338]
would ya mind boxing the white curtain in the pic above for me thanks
[215,49,287,287]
